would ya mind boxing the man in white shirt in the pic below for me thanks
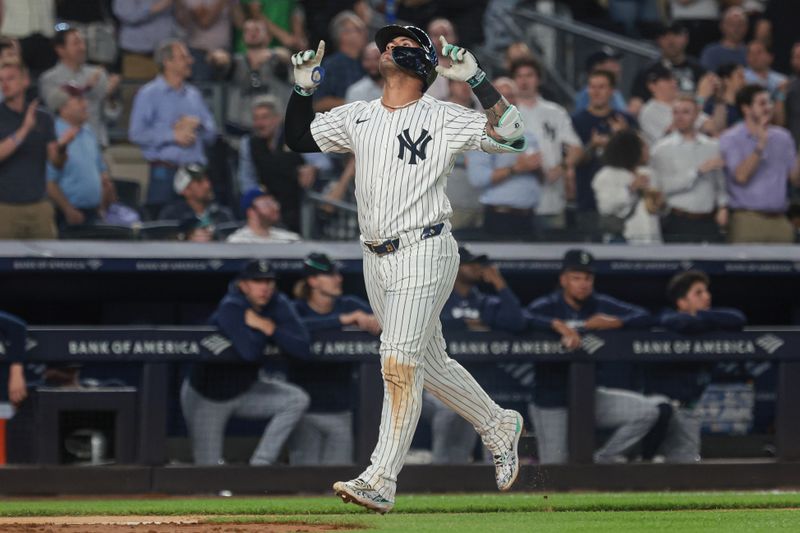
[226,187,301,243]
[649,94,727,243]
[511,57,582,231]
[344,43,383,104]
[639,66,680,145]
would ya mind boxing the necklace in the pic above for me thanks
[381,97,420,110]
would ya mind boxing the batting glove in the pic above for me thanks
[292,40,326,96]
[434,36,485,87]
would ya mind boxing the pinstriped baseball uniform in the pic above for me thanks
[310,94,511,501]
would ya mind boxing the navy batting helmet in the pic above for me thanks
[375,25,438,91]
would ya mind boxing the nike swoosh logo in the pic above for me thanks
[356,118,370,124]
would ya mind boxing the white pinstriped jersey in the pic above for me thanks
[309,94,487,241]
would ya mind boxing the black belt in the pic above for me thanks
[364,223,445,256]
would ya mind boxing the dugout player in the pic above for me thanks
[180,259,311,466]
[1,311,28,409]
[288,252,380,465]
[525,249,660,464]
[644,270,746,462]
[285,25,528,513]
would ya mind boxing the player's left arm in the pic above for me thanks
[435,37,526,154]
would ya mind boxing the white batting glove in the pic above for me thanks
[434,36,482,85]
[291,40,326,95]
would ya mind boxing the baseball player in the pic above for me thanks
[285,25,527,513]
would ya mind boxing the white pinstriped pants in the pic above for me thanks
[359,232,506,501]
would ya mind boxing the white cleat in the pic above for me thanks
[333,478,394,514]
[492,409,524,491]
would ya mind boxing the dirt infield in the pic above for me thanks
[0,516,352,532]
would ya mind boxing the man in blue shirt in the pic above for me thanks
[432,246,526,463]
[128,39,216,217]
[312,11,367,113]
[525,249,659,464]
[289,252,379,465]
[180,259,311,466]
[571,70,638,235]
[573,48,628,114]
[45,85,107,229]
[645,270,746,463]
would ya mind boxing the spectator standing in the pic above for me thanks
[592,129,663,244]
[668,0,720,58]
[444,79,482,232]
[0,0,57,78]
[425,18,457,102]
[313,11,367,112]
[128,39,217,218]
[647,270,746,463]
[525,249,659,464]
[0,60,75,239]
[637,66,681,146]
[226,187,302,243]
[574,49,628,114]
[112,0,176,80]
[344,42,383,104]
[650,95,727,243]
[158,163,235,228]
[607,0,661,38]
[702,63,746,133]
[720,84,800,243]
[288,252,379,465]
[512,58,582,231]
[45,85,109,229]
[39,25,121,147]
[571,70,638,235]
[236,0,308,52]
[465,77,541,240]
[238,96,315,233]
[699,7,748,72]
[630,22,707,108]
[174,0,233,81]
[216,18,292,130]
[784,43,800,146]
[743,40,787,104]
[181,259,311,465]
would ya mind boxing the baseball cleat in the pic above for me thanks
[493,409,524,491]
[333,478,394,514]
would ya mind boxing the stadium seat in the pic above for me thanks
[112,179,142,210]
[59,224,138,241]
[138,220,182,241]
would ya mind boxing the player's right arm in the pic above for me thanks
[285,41,355,155]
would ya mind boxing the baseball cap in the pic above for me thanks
[654,21,688,38]
[238,259,277,280]
[585,46,621,72]
[240,186,271,213]
[562,249,595,273]
[46,82,87,111]
[458,246,489,265]
[173,163,207,194]
[646,64,674,84]
[303,252,341,276]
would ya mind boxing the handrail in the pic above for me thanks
[513,6,660,59]
[304,190,358,213]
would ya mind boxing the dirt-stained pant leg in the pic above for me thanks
[360,233,505,501]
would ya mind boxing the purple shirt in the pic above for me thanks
[128,76,216,165]
[719,123,796,212]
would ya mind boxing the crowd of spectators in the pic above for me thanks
[1,0,800,245]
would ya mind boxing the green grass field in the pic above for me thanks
[1,492,799,532]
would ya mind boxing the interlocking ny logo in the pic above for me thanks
[755,334,784,354]
[397,128,432,165]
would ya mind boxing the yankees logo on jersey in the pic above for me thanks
[308,94,487,241]
[397,128,433,164]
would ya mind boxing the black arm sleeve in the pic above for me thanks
[471,76,503,110]
[285,89,322,153]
